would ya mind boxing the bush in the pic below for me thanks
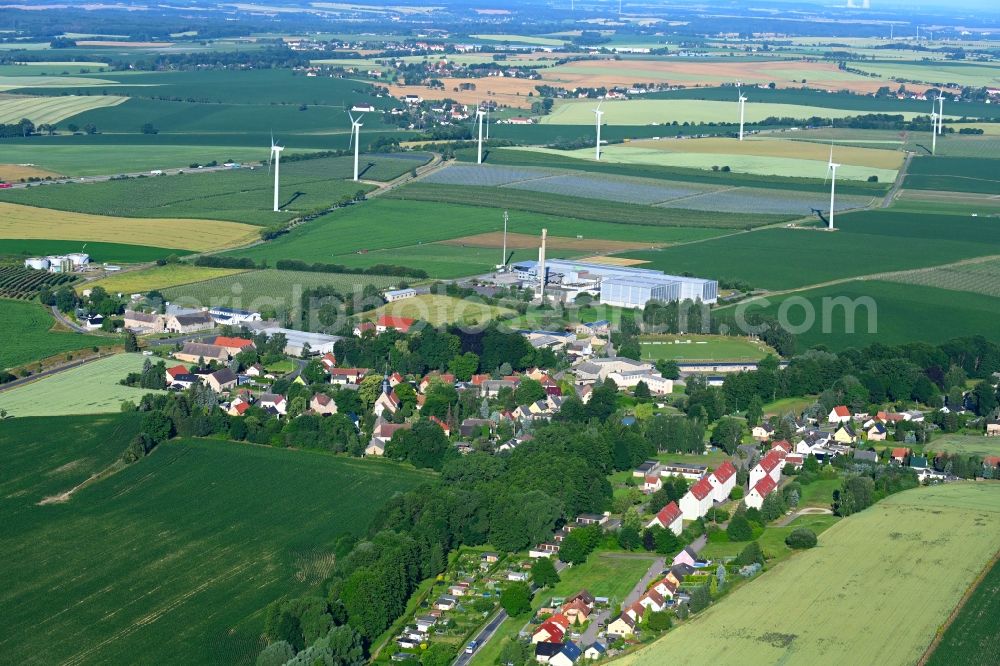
[785,528,818,549]
[735,541,765,566]
[726,514,753,542]
[646,610,672,631]
[729,487,744,500]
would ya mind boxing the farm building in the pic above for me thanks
[246,322,341,356]
[383,288,417,302]
[513,258,718,307]
[208,306,261,326]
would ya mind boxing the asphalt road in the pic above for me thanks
[8,163,238,189]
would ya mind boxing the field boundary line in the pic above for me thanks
[651,184,741,206]
[916,548,1000,666]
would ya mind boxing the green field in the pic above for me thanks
[161,268,405,316]
[736,280,1000,351]
[849,60,1000,89]
[0,238,185,263]
[1,353,163,415]
[386,183,787,229]
[625,209,1000,291]
[0,155,428,226]
[223,199,730,279]
[0,418,432,665]
[640,335,774,362]
[621,483,1000,666]
[369,294,513,327]
[543,99,933,127]
[540,144,898,183]
[903,156,1000,194]
[0,298,113,369]
[84,264,249,295]
[926,434,1000,459]
[926,555,1000,666]
[882,257,1000,299]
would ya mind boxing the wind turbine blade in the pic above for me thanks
[348,111,355,125]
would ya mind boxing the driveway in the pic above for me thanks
[578,555,665,647]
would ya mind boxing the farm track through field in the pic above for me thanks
[883,151,914,208]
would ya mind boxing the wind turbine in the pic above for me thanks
[593,101,604,161]
[825,145,840,231]
[737,86,747,141]
[476,104,485,164]
[348,111,364,182]
[268,134,283,212]
[935,91,945,136]
[485,105,490,141]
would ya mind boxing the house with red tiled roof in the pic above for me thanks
[638,589,667,612]
[376,315,415,334]
[389,372,404,387]
[679,476,714,520]
[165,364,189,382]
[353,321,376,337]
[828,405,851,424]
[745,474,778,510]
[428,415,451,437]
[420,373,456,393]
[319,352,337,371]
[891,447,910,464]
[329,368,369,385]
[750,449,784,489]
[653,575,680,599]
[310,393,338,415]
[770,439,792,454]
[213,336,255,356]
[374,387,402,418]
[707,460,737,503]
[646,500,682,535]
[643,474,663,493]
[561,598,591,622]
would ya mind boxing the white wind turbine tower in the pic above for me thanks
[348,111,364,182]
[476,104,485,164]
[268,134,284,212]
[825,145,840,231]
[936,91,945,136]
[737,86,747,141]
[593,101,604,160]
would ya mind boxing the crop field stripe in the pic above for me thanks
[923,552,1000,666]
[0,298,114,370]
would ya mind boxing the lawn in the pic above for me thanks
[639,334,775,362]
[699,514,840,561]
[367,294,514,327]
[925,555,1000,666]
[0,422,433,665]
[0,201,260,251]
[0,298,113,369]
[0,353,163,415]
[797,479,841,508]
[620,483,1000,666]
[734,280,1000,351]
[83,264,249,295]
[763,396,816,417]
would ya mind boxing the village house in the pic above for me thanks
[866,422,888,441]
[891,447,910,464]
[646,501,683,535]
[124,310,165,333]
[174,342,229,364]
[833,424,858,444]
[673,546,698,568]
[642,474,663,493]
[376,315,416,334]
[353,322,375,337]
[319,352,337,371]
[259,393,287,416]
[638,589,667,613]
[366,421,411,456]
[679,477,714,520]
[534,643,563,664]
[165,310,215,334]
[749,449,785,489]
[548,643,582,666]
[531,614,569,643]
[751,422,775,441]
[227,396,251,416]
[329,368,369,386]
[770,440,792,455]
[310,393,338,415]
[854,449,879,464]
[373,386,403,418]
[213,336,255,357]
[707,460,737,503]
[745,474,778,510]
[203,367,238,393]
[583,643,606,660]
[987,419,1000,437]
[827,405,852,424]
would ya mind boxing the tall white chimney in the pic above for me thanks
[538,228,547,300]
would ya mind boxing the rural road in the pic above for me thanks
[50,305,91,333]
[882,151,913,208]
[8,163,239,189]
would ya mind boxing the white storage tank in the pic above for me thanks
[24,257,50,270]
[66,253,90,267]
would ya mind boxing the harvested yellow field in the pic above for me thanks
[0,202,260,252]
[0,164,62,181]
[82,264,249,295]
[0,94,126,124]
[628,136,905,170]
[441,231,652,253]
[388,79,537,109]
